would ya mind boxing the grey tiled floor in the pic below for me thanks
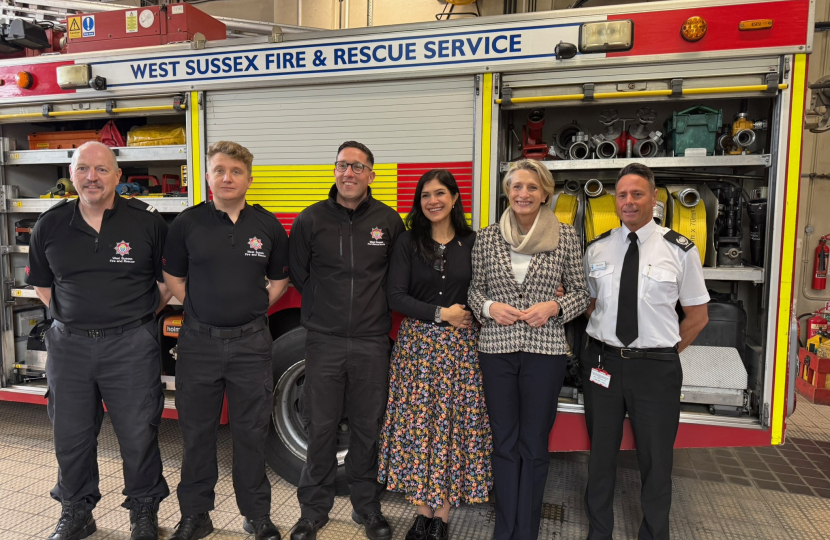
[1,399,829,540]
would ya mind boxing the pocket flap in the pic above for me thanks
[589,265,615,278]
[643,266,677,283]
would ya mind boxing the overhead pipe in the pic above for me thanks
[496,84,789,105]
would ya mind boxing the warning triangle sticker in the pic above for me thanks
[69,18,80,31]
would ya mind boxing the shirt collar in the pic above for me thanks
[620,218,658,244]
[209,200,249,222]
[69,195,121,233]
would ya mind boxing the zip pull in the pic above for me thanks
[339,222,343,256]
[94,237,98,253]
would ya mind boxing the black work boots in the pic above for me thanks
[47,503,96,540]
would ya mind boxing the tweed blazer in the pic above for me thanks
[468,222,590,355]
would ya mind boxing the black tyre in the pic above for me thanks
[266,326,350,495]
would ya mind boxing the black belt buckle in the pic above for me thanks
[216,328,239,339]
[87,329,104,338]
[620,348,632,359]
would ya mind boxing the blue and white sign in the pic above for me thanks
[82,15,95,38]
[91,20,600,89]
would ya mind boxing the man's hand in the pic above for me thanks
[519,301,560,328]
[490,302,523,326]
[441,304,473,329]
[556,284,565,297]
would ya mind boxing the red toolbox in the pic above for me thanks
[28,130,101,150]
[66,3,225,54]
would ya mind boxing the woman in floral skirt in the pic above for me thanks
[378,169,492,540]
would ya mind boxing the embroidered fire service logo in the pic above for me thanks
[368,227,385,247]
[245,237,266,258]
[110,240,135,264]
[115,241,131,256]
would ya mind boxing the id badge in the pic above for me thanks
[590,368,611,388]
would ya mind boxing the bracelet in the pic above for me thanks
[434,306,442,323]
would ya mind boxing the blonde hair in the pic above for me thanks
[207,141,254,174]
[502,159,555,203]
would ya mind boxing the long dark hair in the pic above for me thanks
[405,169,472,263]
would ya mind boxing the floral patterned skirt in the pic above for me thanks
[378,317,493,509]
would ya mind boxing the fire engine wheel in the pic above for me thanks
[266,326,350,496]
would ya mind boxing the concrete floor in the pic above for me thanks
[0,399,828,540]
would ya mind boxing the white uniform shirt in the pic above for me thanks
[584,219,710,348]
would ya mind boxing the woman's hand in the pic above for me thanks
[519,301,560,328]
[441,304,473,329]
[490,302,524,326]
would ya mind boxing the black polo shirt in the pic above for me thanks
[26,196,168,330]
[163,201,289,327]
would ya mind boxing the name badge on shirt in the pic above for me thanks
[590,368,611,388]
[590,262,607,271]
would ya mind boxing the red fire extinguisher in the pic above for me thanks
[808,312,828,339]
[813,234,830,290]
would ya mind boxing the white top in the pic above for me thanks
[482,250,533,318]
[583,219,710,348]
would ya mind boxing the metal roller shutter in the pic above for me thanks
[205,77,476,231]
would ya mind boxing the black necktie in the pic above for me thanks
[616,231,639,346]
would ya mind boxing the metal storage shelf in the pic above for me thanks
[4,145,187,165]
[499,154,772,172]
[7,197,190,213]
[702,266,764,283]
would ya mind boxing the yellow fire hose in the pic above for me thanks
[554,193,578,225]
[585,192,620,243]
[670,190,707,264]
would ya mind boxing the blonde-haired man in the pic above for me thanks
[163,141,289,540]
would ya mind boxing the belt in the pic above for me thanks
[54,314,155,339]
[590,337,678,360]
[184,316,267,340]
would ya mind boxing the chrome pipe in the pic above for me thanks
[676,188,701,208]
[584,179,604,198]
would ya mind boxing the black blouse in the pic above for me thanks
[387,230,476,326]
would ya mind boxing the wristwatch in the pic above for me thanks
[434,306,442,323]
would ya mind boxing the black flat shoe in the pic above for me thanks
[288,517,328,540]
[243,515,281,540]
[427,516,448,540]
[47,504,96,540]
[405,514,432,540]
[169,513,213,540]
[351,510,392,540]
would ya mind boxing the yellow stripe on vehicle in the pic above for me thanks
[772,54,807,446]
[480,73,493,229]
[189,91,202,204]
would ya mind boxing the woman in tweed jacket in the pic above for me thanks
[468,159,590,540]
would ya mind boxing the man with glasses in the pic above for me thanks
[288,141,404,540]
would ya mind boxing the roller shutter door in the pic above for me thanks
[205,77,476,231]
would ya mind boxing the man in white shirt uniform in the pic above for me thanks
[582,163,709,540]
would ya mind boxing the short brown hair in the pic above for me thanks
[207,141,254,174]
[617,162,656,190]
[337,141,375,167]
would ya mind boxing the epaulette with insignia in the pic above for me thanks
[663,229,694,252]
[126,197,158,213]
[38,198,71,217]
[587,228,614,246]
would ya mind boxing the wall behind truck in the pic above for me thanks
[796,0,830,321]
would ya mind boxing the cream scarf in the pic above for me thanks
[499,205,560,255]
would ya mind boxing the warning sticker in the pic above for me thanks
[82,15,95,37]
[171,5,184,15]
[126,10,138,33]
[67,16,82,39]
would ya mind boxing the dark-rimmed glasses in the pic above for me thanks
[433,243,446,272]
[335,161,371,174]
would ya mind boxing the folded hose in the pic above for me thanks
[585,193,620,243]
[670,190,707,264]
[554,193,578,225]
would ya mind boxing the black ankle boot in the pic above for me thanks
[405,514,432,540]
[427,516,448,540]
[128,498,158,540]
[169,513,214,540]
[47,503,96,540]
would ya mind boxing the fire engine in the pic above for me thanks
[0,0,816,492]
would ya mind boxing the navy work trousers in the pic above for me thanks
[582,340,682,540]
[45,319,169,511]
[174,321,274,518]
[297,331,390,520]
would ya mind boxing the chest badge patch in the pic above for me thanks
[110,240,135,264]
[245,236,266,258]
[368,227,386,247]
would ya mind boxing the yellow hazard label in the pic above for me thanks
[68,16,82,39]
[12,290,21,296]
[126,10,138,33]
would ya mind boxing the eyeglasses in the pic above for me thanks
[335,161,371,174]
[433,243,446,272]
